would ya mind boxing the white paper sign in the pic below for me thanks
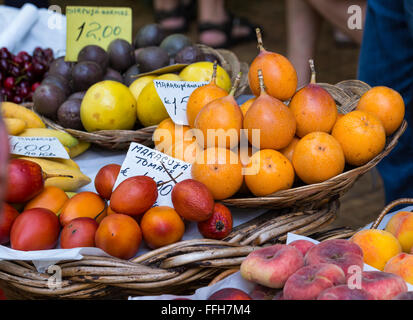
[9,136,70,159]
[113,142,192,207]
[153,80,208,125]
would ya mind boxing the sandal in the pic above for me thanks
[197,19,233,49]
[230,14,261,45]
[154,3,190,34]
[198,12,261,48]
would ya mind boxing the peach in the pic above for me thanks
[385,211,413,253]
[250,284,281,300]
[240,244,304,288]
[304,239,364,277]
[350,229,402,270]
[393,292,413,300]
[361,271,407,300]
[283,263,346,300]
[207,288,252,300]
[289,240,316,257]
[384,253,413,285]
[317,285,376,300]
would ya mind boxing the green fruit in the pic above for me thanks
[160,34,192,58]
[137,73,181,127]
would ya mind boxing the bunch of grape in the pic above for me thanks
[0,47,54,104]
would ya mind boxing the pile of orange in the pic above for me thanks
[152,30,405,201]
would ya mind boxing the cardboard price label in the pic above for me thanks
[154,80,208,125]
[65,6,132,61]
[9,136,70,159]
[113,142,192,207]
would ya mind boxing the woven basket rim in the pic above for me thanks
[0,199,345,299]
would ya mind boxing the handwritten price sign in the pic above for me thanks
[9,136,70,159]
[65,6,132,61]
[113,142,192,207]
[154,80,208,125]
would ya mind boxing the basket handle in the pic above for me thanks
[208,268,239,286]
[370,198,413,229]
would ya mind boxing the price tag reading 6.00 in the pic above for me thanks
[65,6,132,61]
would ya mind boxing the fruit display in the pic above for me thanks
[0,47,54,104]
[238,238,411,300]
[0,16,409,302]
[150,27,405,205]
[26,23,232,145]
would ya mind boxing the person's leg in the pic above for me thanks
[358,0,413,202]
[153,0,187,33]
[306,0,366,45]
[197,0,257,48]
[198,0,229,47]
[286,0,322,88]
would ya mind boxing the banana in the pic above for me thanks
[51,158,80,169]
[69,140,91,158]
[19,128,79,148]
[1,102,46,129]
[17,156,91,192]
[4,117,26,135]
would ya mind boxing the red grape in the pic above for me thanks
[3,77,14,90]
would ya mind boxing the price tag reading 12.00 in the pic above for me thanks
[65,6,132,61]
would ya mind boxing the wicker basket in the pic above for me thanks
[222,80,408,210]
[0,198,350,299]
[37,45,249,151]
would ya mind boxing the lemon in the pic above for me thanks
[137,73,182,127]
[129,75,156,101]
[179,62,231,92]
[80,80,137,132]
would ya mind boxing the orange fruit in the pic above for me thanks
[165,138,203,164]
[191,147,243,200]
[292,132,345,184]
[356,86,405,135]
[95,213,142,259]
[59,191,107,227]
[24,186,69,214]
[279,136,300,163]
[243,71,296,150]
[240,97,256,117]
[245,149,295,196]
[140,206,185,249]
[194,90,243,149]
[289,84,337,137]
[332,110,386,166]
[248,29,297,101]
[186,63,228,128]
[153,118,192,153]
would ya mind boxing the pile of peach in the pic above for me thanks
[1,161,234,260]
[351,210,413,286]
[237,238,412,300]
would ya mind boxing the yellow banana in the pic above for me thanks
[17,156,91,192]
[69,140,91,158]
[50,158,80,169]
[19,128,79,148]
[65,192,77,199]
[1,102,46,128]
[4,117,26,135]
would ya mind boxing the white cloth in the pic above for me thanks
[0,4,66,56]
